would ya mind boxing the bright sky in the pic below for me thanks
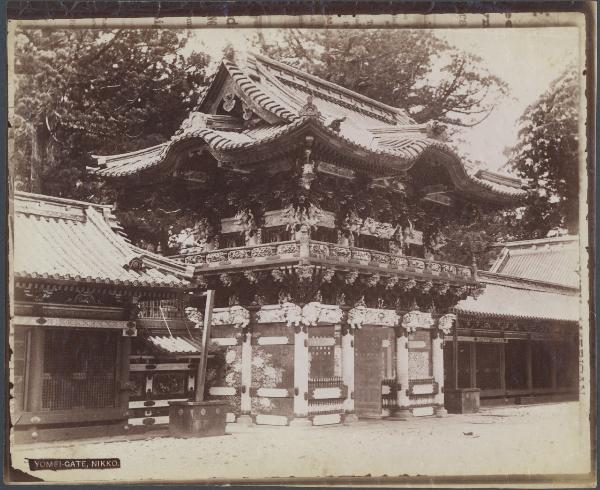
[184,27,580,171]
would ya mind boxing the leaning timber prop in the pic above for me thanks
[169,290,228,437]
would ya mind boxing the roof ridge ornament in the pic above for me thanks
[124,254,146,272]
[299,95,321,119]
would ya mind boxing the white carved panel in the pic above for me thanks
[411,384,435,395]
[312,387,342,399]
[256,336,290,346]
[255,414,289,426]
[209,386,236,396]
[312,413,342,426]
[412,406,434,417]
[255,388,290,398]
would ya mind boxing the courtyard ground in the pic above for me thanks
[9,402,593,485]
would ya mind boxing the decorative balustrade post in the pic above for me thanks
[290,323,311,426]
[341,324,357,422]
[389,327,411,420]
[432,330,448,417]
[238,325,253,425]
[298,226,310,263]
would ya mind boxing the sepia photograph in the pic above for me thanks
[5,9,595,486]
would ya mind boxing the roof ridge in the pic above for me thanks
[479,270,579,293]
[221,58,298,123]
[14,191,116,220]
[85,205,136,262]
[249,52,413,123]
[129,244,195,280]
[493,235,579,248]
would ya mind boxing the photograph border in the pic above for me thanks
[3,2,597,486]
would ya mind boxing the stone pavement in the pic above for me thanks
[9,402,592,484]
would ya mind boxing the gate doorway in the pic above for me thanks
[354,326,394,418]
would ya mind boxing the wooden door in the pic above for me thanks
[354,327,391,418]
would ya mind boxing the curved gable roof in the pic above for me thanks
[89,54,527,203]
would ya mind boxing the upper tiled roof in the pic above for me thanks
[489,235,580,288]
[90,53,528,202]
[12,192,193,289]
[453,271,580,322]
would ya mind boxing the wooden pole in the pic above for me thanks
[453,317,459,390]
[195,290,215,402]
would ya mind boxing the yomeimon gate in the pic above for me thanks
[90,53,534,426]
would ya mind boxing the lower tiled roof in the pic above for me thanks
[147,335,201,355]
[490,236,580,288]
[453,273,580,322]
[13,192,191,289]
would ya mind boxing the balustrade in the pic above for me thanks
[171,239,474,282]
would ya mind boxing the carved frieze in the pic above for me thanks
[402,311,434,333]
[256,303,303,327]
[301,302,344,326]
[184,305,250,329]
[347,306,399,329]
[276,243,300,256]
[330,246,351,261]
[212,305,251,329]
[250,245,278,258]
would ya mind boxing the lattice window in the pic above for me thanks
[262,226,290,243]
[354,234,389,252]
[220,232,245,249]
[311,227,338,244]
[42,329,118,411]
[137,298,187,320]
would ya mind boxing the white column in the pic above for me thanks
[290,324,311,426]
[389,329,411,419]
[341,326,357,422]
[432,331,447,416]
[238,328,253,425]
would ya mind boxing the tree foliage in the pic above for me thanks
[255,29,507,128]
[508,67,580,236]
[11,28,209,199]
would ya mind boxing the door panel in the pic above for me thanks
[354,327,393,418]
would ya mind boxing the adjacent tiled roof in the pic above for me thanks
[89,53,527,202]
[453,272,580,322]
[147,335,201,355]
[490,236,580,288]
[12,192,193,289]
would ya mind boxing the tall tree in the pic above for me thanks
[508,67,580,236]
[11,28,209,199]
[255,29,507,128]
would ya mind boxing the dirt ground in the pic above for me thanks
[8,402,593,485]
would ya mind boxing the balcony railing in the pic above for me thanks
[171,240,475,283]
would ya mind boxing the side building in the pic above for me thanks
[9,191,196,443]
[448,236,580,410]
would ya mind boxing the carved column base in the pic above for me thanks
[434,406,448,418]
[387,407,412,421]
[289,417,313,427]
[235,414,253,426]
[343,412,359,424]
